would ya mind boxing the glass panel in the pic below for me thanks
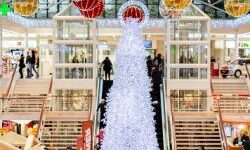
[117,0,127,4]
[170,45,177,64]
[56,20,93,40]
[170,68,178,79]
[179,68,198,79]
[55,90,93,111]
[56,67,93,79]
[148,0,158,4]
[55,45,93,64]
[171,90,207,112]
[170,68,207,79]
[104,4,116,18]
[179,45,198,64]
[148,5,159,18]
[170,45,208,64]
[170,20,208,41]
[200,68,207,79]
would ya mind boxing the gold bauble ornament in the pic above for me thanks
[225,0,250,17]
[13,0,39,16]
[159,4,183,19]
[162,0,192,10]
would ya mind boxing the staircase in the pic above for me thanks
[13,78,51,95]
[41,120,82,150]
[175,114,223,150]
[212,78,249,94]
[8,96,48,113]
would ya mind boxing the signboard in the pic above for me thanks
[77,137,84,150]
[77,121,92,150]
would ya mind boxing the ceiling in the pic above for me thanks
[2,0,246,19]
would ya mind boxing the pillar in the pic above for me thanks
[235,32,239,59]
[0,19,3,76]
[25,30,29,51]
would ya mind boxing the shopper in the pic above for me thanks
[102,57,112,80]
[243,136,250,150]
[153,54,163,70]
[72,56,79,78]
[97,99,107,129]
[19,54,25,79]
[146,55,153,76]
[26,52,31,78]
[30,50,39,78]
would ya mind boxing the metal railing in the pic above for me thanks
[212,96,229,150]
[160,78,176,150]
[213,95,250,114]
[92,76,103,149]
[160,81,174,150]
[6,64,17,96]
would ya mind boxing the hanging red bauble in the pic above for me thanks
[80,0,104,19]
[73,0,99,11]
[122,6,144,22]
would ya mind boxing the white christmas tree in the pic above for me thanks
[101,19,159,150]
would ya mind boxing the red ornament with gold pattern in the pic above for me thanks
[79,0,104,19]
[122,6,144,22]
[73,0,99,11]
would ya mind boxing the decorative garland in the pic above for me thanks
[4,12,250,29]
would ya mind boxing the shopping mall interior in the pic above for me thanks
[1,0,250,150]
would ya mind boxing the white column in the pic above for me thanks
[235,32,239,59]
[21,122,26,136]
[25,30,29,51]
[0,19,3,77]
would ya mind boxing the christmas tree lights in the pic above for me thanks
[101,19,159,150]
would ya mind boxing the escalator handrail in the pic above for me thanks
[92,76,103,149]
[6,63,17,96]
[160,82,168,150]
[161,78,176,150]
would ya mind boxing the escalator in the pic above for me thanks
[93,77,167,149]
[102,80,113,99]
[151,79,163,150]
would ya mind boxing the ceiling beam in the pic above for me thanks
[211,0,223,6]
[199,0,226,13]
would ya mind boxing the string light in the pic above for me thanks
[5,12,250,29]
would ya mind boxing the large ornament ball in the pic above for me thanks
[159,5,183,19]
[13,0,39,16]
[73,0,99,11]
[162,0,192,10]
[122,6,144,22]
[80,0,104,19]
[225,1,250,17]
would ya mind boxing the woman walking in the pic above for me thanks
[30,50,39,78]
[19,54,25,79]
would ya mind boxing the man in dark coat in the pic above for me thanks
[102,57,112,80]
